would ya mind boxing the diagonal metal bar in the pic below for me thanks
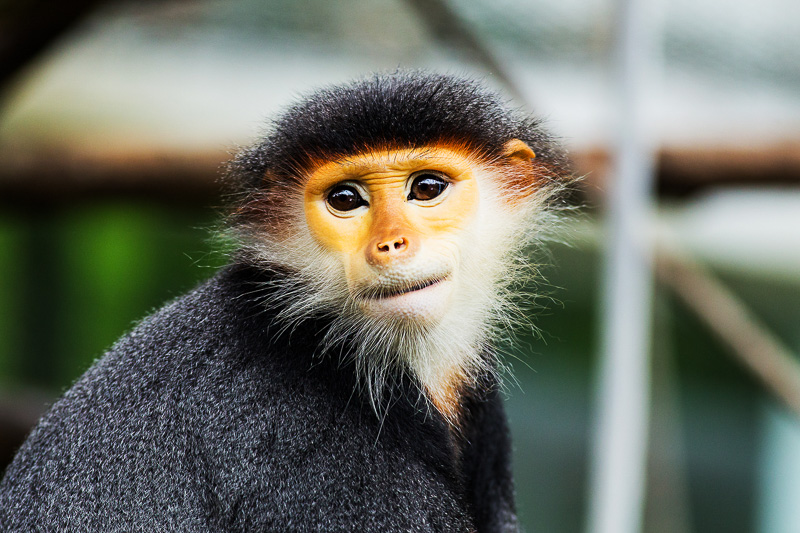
[655,241,800,417]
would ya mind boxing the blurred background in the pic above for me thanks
[1,0,799,532]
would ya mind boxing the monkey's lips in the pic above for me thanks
[357,277,453,321]
[370,277,445,299]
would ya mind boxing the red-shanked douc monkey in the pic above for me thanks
[0,71,572,532]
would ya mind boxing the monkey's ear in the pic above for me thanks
[502,139,536,162]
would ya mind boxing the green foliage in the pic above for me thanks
[0,202,224,389]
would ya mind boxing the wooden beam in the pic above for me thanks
[1,143,799,208]
[0,146,228,208]
[572,143,800,201]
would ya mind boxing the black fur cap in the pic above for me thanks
[229,70,568,191]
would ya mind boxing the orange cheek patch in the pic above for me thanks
[493,164,545,206]
[414,179,479,235]
[303,198,371,254]
[493,138,555,202]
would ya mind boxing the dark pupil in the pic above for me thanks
[328,186,363,211]
[410,175,447,201]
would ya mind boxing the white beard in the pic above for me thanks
[229,171,564,423]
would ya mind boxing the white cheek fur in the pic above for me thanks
[228,165,563,423]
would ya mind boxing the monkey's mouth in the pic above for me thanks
[354,274,454,321]
[375,278,446,299]
[357,275,450,301]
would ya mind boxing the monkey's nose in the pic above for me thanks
[377,237,408,253]
[367,235,413,266]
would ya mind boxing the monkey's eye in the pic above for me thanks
[408,172,449,202]
[327,185,366,212]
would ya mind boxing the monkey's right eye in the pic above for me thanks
[327,185,366,212]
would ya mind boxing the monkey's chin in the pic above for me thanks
[357,279,454,323]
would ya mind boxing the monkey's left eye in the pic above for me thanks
[327,185,366,212]
[408,172,449,202]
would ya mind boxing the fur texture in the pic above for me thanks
[229,71,568,191]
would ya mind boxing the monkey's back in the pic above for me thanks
[0,264,506,532]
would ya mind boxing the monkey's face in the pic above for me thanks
[303,146,485,324]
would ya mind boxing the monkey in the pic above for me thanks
[0,71,570,532]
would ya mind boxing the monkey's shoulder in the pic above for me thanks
[18,264,353,445]
[0,264,481,531]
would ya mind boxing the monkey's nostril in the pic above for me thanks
[377,237,407,253]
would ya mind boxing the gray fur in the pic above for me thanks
[0,265,518,531]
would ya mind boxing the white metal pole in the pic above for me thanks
[586,0,659,531]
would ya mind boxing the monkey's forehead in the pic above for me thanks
[301,145,482,191]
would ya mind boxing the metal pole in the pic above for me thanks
[586,0,659,530]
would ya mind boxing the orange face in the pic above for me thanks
[298,139,539,417]
[303,146,483,322]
